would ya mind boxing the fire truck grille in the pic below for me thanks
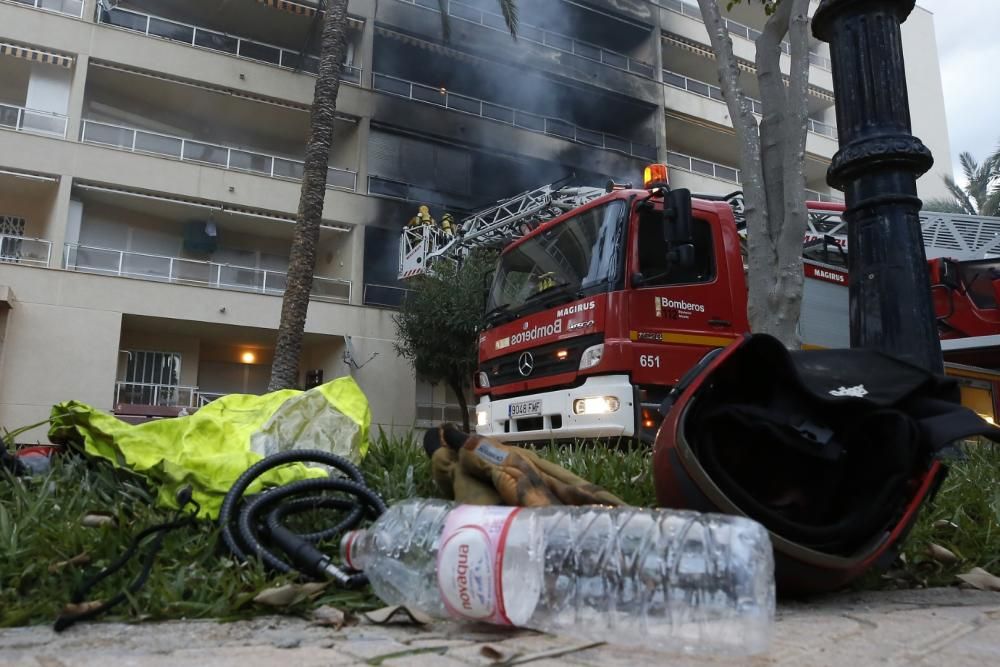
[481,334,604,386]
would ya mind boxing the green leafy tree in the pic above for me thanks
[933,148,1000,217]
[393,252,495,432]
[270,1,517,390]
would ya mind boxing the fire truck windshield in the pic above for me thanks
[486,200,625,321]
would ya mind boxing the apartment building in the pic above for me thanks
[0,0,952,438]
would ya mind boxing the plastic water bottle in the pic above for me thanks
[341,499,774,655]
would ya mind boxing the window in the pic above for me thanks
[118,350,183,406]
[636,213,715,286]
[0,216,26,262]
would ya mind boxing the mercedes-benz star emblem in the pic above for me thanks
[517,351,535,377]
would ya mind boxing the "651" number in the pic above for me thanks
[639,354,661,368]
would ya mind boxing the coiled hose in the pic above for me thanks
[218,449,386,586]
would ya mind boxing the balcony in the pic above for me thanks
[662,69,837,140]
[80,119,358,191]
[373,73,657,161]
[666,149,842,203]
[660,0,832,71]
[4,0,83,19]
[395,0,655,78]
[0,102,68,138]
[64,243,352,303]
[0,234,52,267]
[96,5,363,85]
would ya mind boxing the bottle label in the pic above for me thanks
[437,505,521,625]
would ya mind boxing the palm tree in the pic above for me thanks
[929,146,1000,218]
[269,0,519,390]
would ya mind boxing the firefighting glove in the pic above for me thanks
[423,424,626,507]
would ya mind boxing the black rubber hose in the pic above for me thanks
[218,449,386,585]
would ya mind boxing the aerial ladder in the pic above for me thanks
[398,182,1000,280]
[398,183,607,279]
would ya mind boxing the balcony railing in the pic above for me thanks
[64,243,352,303]
[661,0,833,71]
[363,282,410,309]
[0,234,52,267]
[0,102,69,138]
[664,150,843,203]
[662,69,837,139]
[5,0,84,19]
[115,381,199,408]
[80,119,357,191]
[373,73,657,160]
[667,150,741,184]
[96,6,363,84]
[397,0,655,78]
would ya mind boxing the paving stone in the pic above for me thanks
[1,588,998,666]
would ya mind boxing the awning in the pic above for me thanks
[256,0,318,17]
[0,41,73,68]
[255,0,365,29]
[374,26,480,64]
[662,33,835,103]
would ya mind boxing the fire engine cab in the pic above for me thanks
[399,165,1000,443]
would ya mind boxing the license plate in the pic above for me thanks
[509,399,542,418]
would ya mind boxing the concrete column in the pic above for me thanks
[651,3,669,163]
[349,225,365,306]
[65,54,89,142]
[81,0,99,22]
[355,0,376,89]
[355,116,371,193]
[45,175,74,268]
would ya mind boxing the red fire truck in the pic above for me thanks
[398,165,1000,442]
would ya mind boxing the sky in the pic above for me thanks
[916,0,1000,183]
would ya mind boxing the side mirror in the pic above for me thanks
[663,188,695,269]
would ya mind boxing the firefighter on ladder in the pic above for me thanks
[440,212,455,240]
[407,204,434,228]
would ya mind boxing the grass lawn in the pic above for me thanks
[1,432,996,627]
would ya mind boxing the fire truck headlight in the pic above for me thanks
[476,371,490,388]
[579,344,604,370]
[476,410,489,427]
[573,396,620,415]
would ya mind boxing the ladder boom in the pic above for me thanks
[398,184,606,279]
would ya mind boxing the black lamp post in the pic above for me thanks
[813,0,943,373]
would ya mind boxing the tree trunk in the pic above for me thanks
[768,0,811,347]
[269,0,350,391]
[696,0,768,337]
[447,376,472,433]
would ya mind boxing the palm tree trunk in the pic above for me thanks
[269,0,350,391]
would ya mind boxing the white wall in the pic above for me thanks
[904,6,953,200]
[25,64,71,115]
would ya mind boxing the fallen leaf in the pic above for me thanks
[312,604,349,630]
[364,605,433,625]
[61,600,103,616]
[48,552,90,573]
[957,567,1000,592]
[927,543,958,563]
[495,641,605,666]
[81,514,115,528]
[252,582,328,607]
[480,645,514,662]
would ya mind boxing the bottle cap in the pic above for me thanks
[340,530,363,571]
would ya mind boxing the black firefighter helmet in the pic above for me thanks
[653,334,999,595]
